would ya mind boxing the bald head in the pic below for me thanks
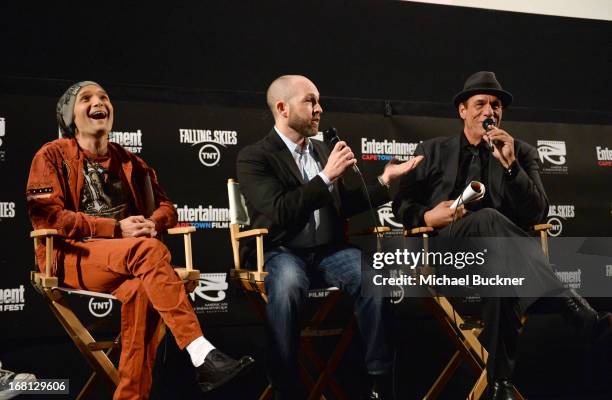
[266,75,315,116]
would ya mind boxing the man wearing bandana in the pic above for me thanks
[26,81,254,399]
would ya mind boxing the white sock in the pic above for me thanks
[186,336,215,367]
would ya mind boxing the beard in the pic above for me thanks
[288,114,319,138]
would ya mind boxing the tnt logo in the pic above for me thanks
[88,298,113,318]
[198,144,222,167]
[547,217,562,237]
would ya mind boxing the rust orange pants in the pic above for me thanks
[50,237,203,400]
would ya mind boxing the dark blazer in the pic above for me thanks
[392,134,549,229]
[237,129,389,264]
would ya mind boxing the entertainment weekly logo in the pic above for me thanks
[596,146,612,167]
[555,268,582,290]
[0,285,25,312]
[361,138,420,162]
[179,129,238,167]
[174,204,229,229]
[537,140,568,174]
[547,204,575,237]
[190,273,229,314]
[109,129,143,153]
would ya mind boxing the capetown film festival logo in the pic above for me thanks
[190,273,229,314]
[537,140,568,174]
[596,146,612,167]
[109,129,143,154]
[361,138,420,162]
[174,204,229,229]
[546,204,575,237]
[377,201,403,231]
[179,129,238,167]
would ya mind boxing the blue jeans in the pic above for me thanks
[261,244,393,395]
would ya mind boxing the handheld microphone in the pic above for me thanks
[482,117,498,152]
[323,127,361,174]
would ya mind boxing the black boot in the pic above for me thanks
[196,349,255,392]
[560,289,612,341]
[485,379,517,400]
[363,372,395,400]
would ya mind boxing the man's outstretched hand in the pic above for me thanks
[380,155,424,186]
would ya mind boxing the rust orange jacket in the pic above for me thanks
[26,138,177,266]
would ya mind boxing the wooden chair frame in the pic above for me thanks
[404,224,552,400]
[30,226,200,399]
[227,178,389,400]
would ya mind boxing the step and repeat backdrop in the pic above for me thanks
[1,92,611,339]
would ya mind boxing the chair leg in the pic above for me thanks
[77,333,121,400]
[45,291,119,391]
[467,369,488,400]
[424,350,463,400]
[306,317,354,400]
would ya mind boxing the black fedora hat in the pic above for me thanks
[453,71,513,108]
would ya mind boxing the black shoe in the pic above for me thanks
[485,379,517,400]
[196,349,255,392]
[561,290,612,341]
[363,373,395,400]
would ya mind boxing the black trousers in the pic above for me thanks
[437,208,564,380]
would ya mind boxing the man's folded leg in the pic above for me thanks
[58,237,254,396]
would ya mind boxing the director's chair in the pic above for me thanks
[30,226,200,399]
[227,178,389,400]
[404,223,552,400]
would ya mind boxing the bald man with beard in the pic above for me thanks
[237,75,423,399]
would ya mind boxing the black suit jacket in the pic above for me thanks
[392,134,549,229]
[237,129,389,264]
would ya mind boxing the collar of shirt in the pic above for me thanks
[275,126,314,160]
[460,131,489,157]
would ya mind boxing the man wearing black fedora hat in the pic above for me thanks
[392,71,611,399]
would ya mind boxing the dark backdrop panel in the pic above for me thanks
[2,91,611,342]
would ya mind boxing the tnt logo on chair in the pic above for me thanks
[179,128,238,167]
[0,285,25,312]
[88,298,114,318]
[537,140,568,174]
[174,204,229,229]
[190,273,229,314]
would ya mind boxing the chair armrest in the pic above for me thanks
[167,226,196,235]
[403,227,434,237]
[166,226,197,270]
[234,228,268,240]
[532,224,552,232]
[30,229,59,238]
